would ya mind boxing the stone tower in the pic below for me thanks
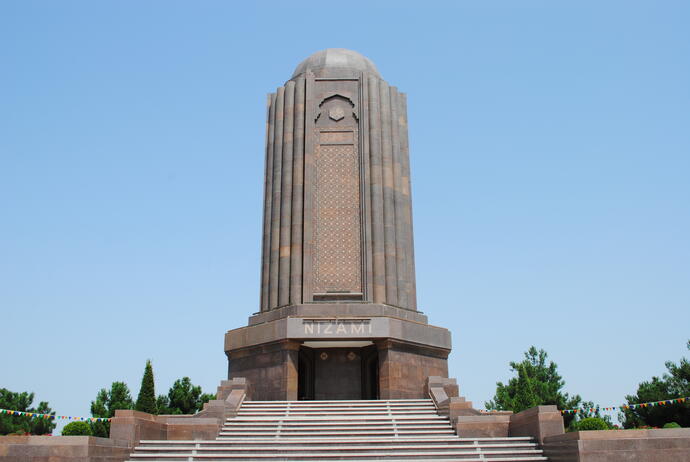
[225,49,451,401]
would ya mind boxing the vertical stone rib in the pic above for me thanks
[360,75,374,302]
[290,77,305,305]
[301,73,315,302]
[399,93,417,309]
[367,77,386,303]
[278,81,295,307]
[260,93,276,311]
[269,86,285,309]
[390,87,408,309]
[379,80,398,306]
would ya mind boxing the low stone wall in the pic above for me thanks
[543,428,690,462]
[0,435,131,462]
[509,405,564,445]
[109,411,222,444]
[109,410,167,446]
[426,376,483,421]
[456,413,512,437]
[426,377,564,442]
[109,377,250,447]
[0,377,251,462]
[159,415,221,441]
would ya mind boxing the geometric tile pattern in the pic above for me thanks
[313,135,362,293]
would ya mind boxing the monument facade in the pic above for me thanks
[225,49,452,400]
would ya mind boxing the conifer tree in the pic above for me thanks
[89,381,133,437]
[156,377,215,415]
[135,360,157,414]
[486,346,581,426]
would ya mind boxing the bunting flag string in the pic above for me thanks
[559,397,688,415]
[3,398,687,420]
[0,409,111,422]
[477,397,689,415]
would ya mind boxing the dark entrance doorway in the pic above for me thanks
[298,344,379,400]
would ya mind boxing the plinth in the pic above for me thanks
[225,303,451,400]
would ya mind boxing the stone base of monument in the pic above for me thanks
[426,376,690,462]
[224,303,451,401]
[542,428,690,462]
[0,435,131,462]
[4,377,689,462]
[427,376,566,444]
[124,396,551,461]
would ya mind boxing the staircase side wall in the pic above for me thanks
[509,405,564,445]
[0,436,131,462]
[543,428,690,462]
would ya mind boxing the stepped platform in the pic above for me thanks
[126,399,548,461]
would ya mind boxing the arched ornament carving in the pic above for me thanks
[315,93,359,123]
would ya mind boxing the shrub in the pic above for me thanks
[663,422,681,428]
[571,417,611,431]
[62,421,93,436]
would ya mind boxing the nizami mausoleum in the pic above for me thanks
[224,48,452,401]
[7,49,682,462]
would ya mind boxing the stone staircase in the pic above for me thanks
[127,399,548,461]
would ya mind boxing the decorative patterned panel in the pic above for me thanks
[313,133,362,294]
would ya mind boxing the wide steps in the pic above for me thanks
[127,399,548,461]
[130,453,546,461]
[232,416,440,422]
[218,431,458,437]
[136,443,538,451]
[136,437,536,446]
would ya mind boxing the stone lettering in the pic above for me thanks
[301,319,372,337]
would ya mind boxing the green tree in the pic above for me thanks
[0,389,56,435]
[135,360,157,414]
[155,394,169,414]
[486,347,581,426]
[156,377,214,415]
[620,340,690,428]
[568,400,613,431]
[89,381,134,437]
[570,417,611,431]
[62,421,93,436]
[200,392,216,407]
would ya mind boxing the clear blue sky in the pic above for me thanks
[1,1,688,431]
